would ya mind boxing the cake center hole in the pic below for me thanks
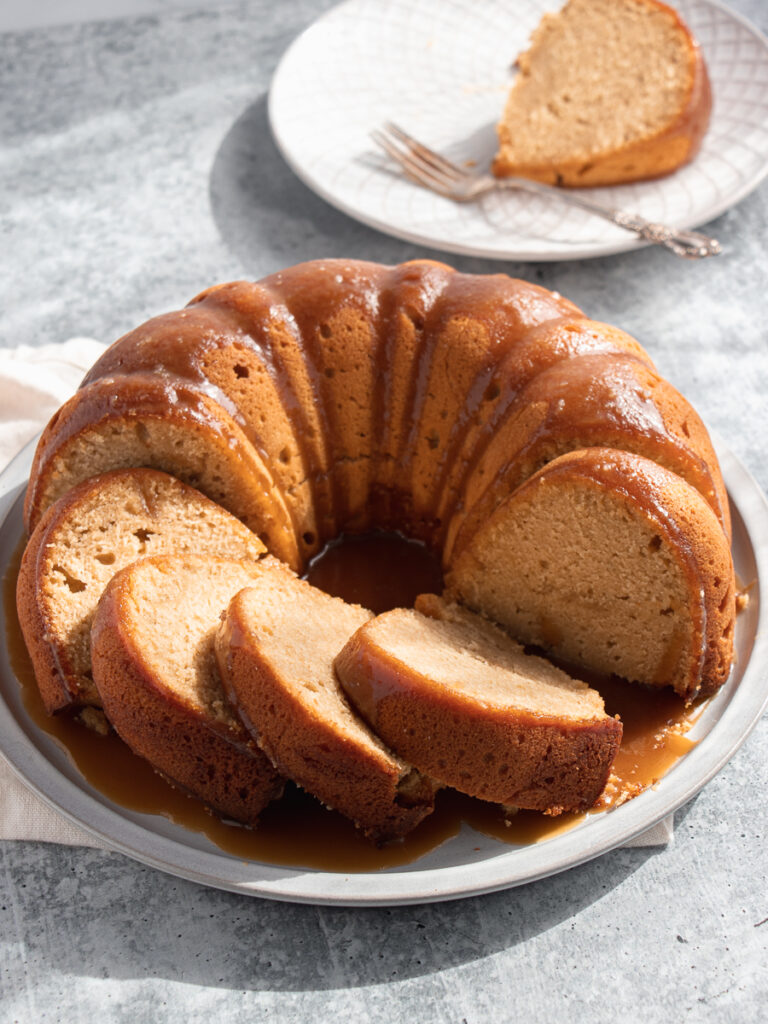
[304,531,443,614]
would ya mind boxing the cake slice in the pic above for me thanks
[17,468,266,720]
[493,0,711,186]
[335,595,622,814]
[90,554,284,825]
[215,560,437,842]
[445,449,735,700]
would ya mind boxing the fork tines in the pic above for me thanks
[371,122,467,196]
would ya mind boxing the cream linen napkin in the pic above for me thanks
[1,339,108,846]
[0,340,673,849]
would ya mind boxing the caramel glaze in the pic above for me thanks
[26,260,730,578]
[5,532,709,871]
[16,258,734,865]
[79,286,334,561]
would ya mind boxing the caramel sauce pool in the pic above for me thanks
[4,534,701,871]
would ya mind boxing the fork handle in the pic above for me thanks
[500,178,721,259]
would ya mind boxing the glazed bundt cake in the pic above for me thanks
[22,258,734,706]
[335,595,622,814]
[16,468,266,719]
[91,554,284,824]
[25,260,729,543]
[216,558,437,841]
[493,0,711,186]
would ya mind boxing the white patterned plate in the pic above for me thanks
[269,0,768,260]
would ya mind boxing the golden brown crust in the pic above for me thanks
[433,316,657,532]
[216,574,436,842]
[16,500,74,715]
[445,354,731,566]
[80,294,321,561]
[334,609,622,813]
[90,555,283,824]
[23,374,298,567]
[25,261,728,565]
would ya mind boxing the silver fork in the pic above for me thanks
[372,122,721,260]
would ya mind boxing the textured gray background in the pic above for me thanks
[1,1,767,1021]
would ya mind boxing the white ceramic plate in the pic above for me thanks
[1,438,767,905]
[269,0,768,261]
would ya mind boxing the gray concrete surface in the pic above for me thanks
[1,1,767,1020]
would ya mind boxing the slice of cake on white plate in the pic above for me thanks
[493,0,711,186]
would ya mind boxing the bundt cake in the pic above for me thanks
[90,554,284,824]
[22,258,733,699]
[16,468,266,719]
[215,559,437,841]
[335,595,622,814]
[493,0,711,186]
[445,449,735,701]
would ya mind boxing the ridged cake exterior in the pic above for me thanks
[23,259,734,703]
[445,449,735,701]
[25,259,730,559]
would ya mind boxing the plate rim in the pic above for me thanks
[267,0,768,262]
[1,435,766,906]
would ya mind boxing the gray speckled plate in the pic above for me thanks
[0,438,766,906]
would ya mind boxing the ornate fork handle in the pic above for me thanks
[500,178,721,259]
